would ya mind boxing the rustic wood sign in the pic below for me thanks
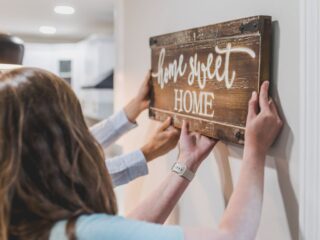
[149,16,272,144]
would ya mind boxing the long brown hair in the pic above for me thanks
[0,68,117,240]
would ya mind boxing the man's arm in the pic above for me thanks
[107,150,148,187]
[90,109,137,149]
[106,118,179,187]
[90,72,178,187]
[90,72,151,148]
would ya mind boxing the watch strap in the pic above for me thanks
[171,162,195,182]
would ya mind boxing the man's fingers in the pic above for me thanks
[141,100,150,109]
[167,126,180,135]
[141,70,151,93]
[145,70,151,82]
[259,81,270,111]
[159,117,172,131]
[144,70,152,88]
[247,91,258,120]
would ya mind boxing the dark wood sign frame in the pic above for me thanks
[149,16,272,144]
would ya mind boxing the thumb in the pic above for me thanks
[159,117,172,131]
[141,100,150,109]
[247,91,258,120]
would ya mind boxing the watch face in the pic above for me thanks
[174,163,186,174]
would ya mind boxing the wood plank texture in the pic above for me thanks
[149,16,272,144]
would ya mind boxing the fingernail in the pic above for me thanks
[252,91,257,99]
[183,120,188,126]
[265,81,270,88]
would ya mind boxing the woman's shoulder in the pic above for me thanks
[50,213,184,240]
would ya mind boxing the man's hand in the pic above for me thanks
[178,121,218,172]
[124,71,151,123]
[141,117,180,162]
[245,81,283,157]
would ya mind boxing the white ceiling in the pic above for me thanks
[0,0,115,43]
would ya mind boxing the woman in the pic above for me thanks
[0,68,282,240]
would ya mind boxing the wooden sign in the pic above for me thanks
[149,16,272,144]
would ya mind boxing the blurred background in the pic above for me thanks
[0,0,115,124]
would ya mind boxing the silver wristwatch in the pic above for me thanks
[171,162,195,182]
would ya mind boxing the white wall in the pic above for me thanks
[114,0,300,240]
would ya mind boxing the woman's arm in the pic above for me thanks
[127,172,190,223]
[129,81,282,240]
[128,121,218,223]
[184,81,283,240]
[184,149,266,240]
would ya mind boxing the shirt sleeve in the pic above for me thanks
[90,110,149,187]
[106,150,148,187]
[89,109,137,149]
[75,214,184,240]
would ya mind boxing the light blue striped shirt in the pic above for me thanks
[90,110,148,187]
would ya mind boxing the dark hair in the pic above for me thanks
[0,68,117,240]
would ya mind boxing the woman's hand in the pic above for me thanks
[141,117,180,162]
[178,121,218,172]
[245,81,283,157]
[124,71,151,123]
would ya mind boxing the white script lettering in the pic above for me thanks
[152,48,187,89]
[152,43,256,90]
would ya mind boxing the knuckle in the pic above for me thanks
[277,119,284,127]
[261,111,271,119]
[165,131,172,137]
[168,131,175,138]
[268,111,276,118]
[262,112,277,123]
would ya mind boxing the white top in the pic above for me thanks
[90,110,148,187]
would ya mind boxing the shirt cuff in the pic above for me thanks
[115,109,138,133]
[90,109,138,148]
[123,150,148,182]
[107,150,149,187]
